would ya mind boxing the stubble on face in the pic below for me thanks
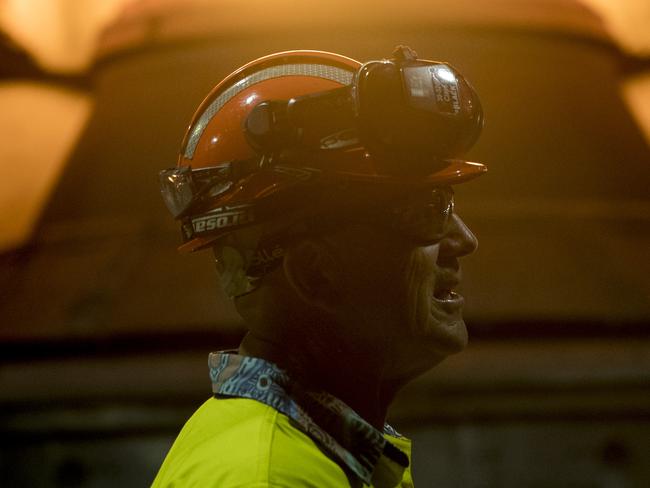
[323,224,469,380]
[404,245,469,355]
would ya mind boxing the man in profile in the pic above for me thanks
[154,46,485,487]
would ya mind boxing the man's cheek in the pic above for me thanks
[418,244,440,265]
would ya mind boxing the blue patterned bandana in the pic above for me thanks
[209,351,409,487]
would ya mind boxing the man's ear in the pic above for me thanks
[282,238,343,313]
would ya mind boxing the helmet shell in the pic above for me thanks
[179,50,361,169]
[175,49,486,252]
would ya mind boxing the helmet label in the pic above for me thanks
[190,204,255,236]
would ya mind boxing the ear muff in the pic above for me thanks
[243,45,483,176]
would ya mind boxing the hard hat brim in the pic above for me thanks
[334,159,487,186]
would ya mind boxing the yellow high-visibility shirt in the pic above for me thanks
[152,397,414,488]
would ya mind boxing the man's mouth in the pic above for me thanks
[433,289,461,302]
[433,273,460,298]
[432,276,464,308]
[431,287,464,319]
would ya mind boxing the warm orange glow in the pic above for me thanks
[0,0,130,71]
[582,0,650,54]
[579,0,650,144]
[0,83,91,251]
[0,0,648,252]
[623,74,650,145]
[0,1,648,72]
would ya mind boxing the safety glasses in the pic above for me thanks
[162,160,455,254]
[159,164,233,218]
[387,186,454,245]
[288,186,456,247]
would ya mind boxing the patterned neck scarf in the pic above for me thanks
[209,351,409,487]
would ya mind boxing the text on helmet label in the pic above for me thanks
[191,205,254,234]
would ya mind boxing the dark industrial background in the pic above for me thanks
[1,0,649,486]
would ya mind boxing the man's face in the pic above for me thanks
[325,188,478,377]
[403,212,477,354]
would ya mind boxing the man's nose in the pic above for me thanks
[438,213,478,258]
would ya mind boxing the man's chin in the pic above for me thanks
[436,318,469,353]
[391,318,467,381]
[415,313,469,355]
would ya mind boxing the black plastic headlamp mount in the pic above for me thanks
[244,46,483,175]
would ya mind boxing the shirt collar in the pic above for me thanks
[209,351,409,487]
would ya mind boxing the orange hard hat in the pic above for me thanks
[160,48,486,253]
